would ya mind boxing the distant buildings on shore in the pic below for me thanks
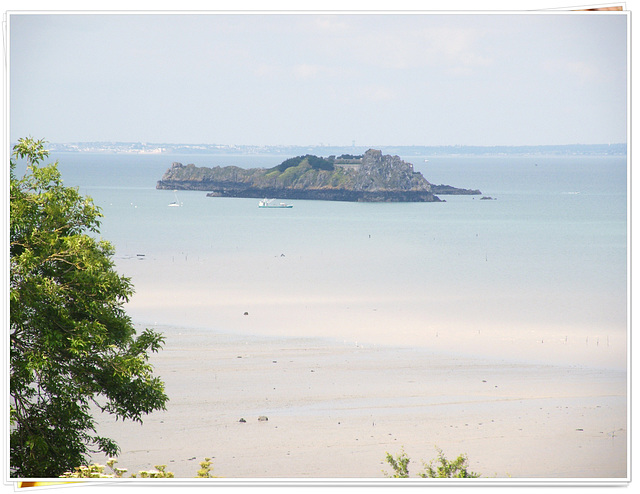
[41,141,627,157]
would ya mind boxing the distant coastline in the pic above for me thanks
[42,142,627,157]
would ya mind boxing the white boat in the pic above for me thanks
[258,198,293,208]
[168,191,182,207]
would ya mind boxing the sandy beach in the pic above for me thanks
[90,324,628,481]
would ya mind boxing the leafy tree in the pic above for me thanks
[10,138,168,478]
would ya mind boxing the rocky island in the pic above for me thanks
[156,149,481,202]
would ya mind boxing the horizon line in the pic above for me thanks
[31,141,627,147]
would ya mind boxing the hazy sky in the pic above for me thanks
[9,11,628,147]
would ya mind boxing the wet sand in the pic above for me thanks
[91,325,628,481]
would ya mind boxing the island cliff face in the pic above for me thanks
[156,149,480,202]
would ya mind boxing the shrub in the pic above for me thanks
[196,457,216,478]
[384,447,480,479]
[420,448,479,478]
[60,458,218,479]
[384,448,410,478]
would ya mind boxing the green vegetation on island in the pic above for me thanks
[272,154,338,173]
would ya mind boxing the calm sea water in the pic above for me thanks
[16,151,629,367]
